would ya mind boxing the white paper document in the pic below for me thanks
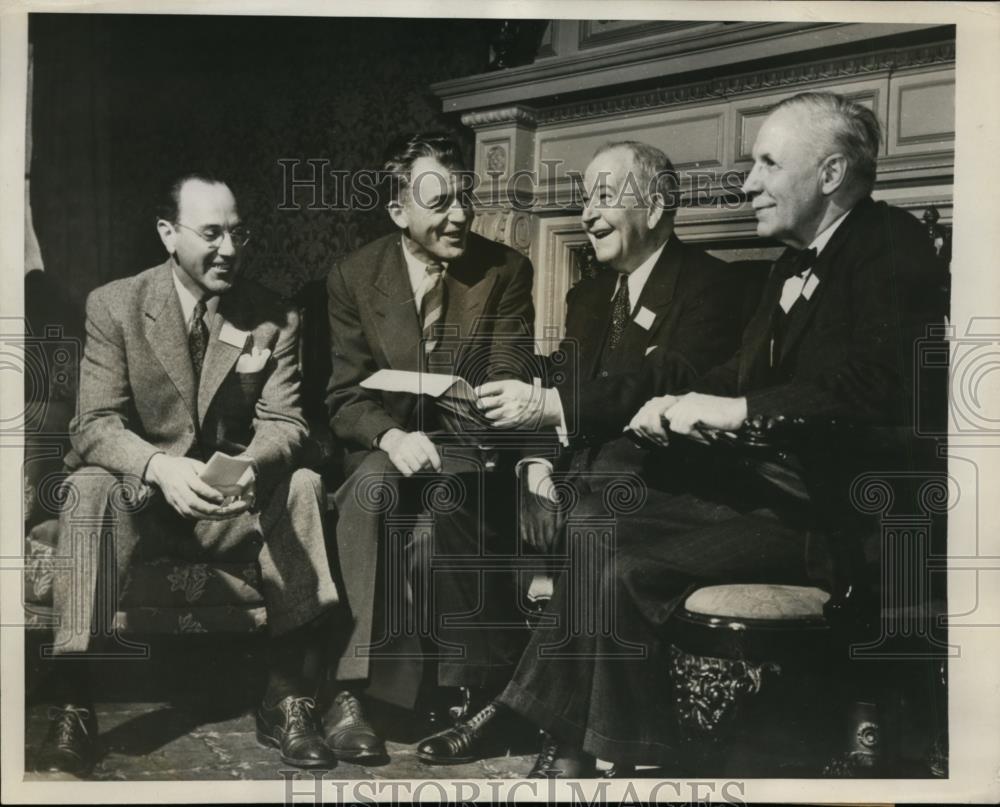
[199,452,255,497]
[361,370,483,425]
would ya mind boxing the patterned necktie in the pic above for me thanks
[188,297,209,378]
[420,262,446,355]
[608,274,631,350]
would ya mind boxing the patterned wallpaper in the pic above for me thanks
[30,14,494,302]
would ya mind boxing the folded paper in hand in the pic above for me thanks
[361,369,484,426]
[200,452,255,498]
[236,347,270,373]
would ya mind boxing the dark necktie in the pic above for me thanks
[608,274,631,350]
[420,262,446,355]
[188,297,209,379]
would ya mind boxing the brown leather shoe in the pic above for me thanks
[256,695,336,768]
[35,704,98,778]
[325,691,386,762]
[528,733,596,778]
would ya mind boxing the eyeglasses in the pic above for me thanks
[175,222,252,248]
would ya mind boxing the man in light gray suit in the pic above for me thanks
[37,171,339,776]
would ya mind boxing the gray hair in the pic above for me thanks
[772,92,882,192]
[592,140,679,213]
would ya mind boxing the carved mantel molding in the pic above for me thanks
[453,39,955,131]
[433,23,951,114]
[460,105,537,130]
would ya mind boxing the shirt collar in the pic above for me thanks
[807,209,851,257]
[401,238,449,311]
[171,262,220,326]
[613,239,668,314]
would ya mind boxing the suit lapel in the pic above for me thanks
[143,261,197,420]
[446,254,499,338]
[372,238,423,372]
[577,270,619,379]
[617,235,683,360]
[197,291,248,425]
[775,205,867,365]
[739,265,787,389]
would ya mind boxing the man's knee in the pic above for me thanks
[288,467,324,502]
[59,466,145,517]
[334,450,405,517]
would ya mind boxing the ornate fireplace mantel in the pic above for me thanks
[432,21,955,342]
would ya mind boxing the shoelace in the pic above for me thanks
[282,697,317,730]
[47,706,92,744]
[335,692,361,722]
[464,704,496,733]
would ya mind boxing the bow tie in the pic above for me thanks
[775,247,818,281]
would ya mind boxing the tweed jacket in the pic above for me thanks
[67,259,307,488]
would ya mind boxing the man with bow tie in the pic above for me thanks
[38,172,341,776]
[324,133,535,756]
[493,92,946,776]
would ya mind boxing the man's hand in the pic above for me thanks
[627,395,679,447]
[146,454,249,520]
[519,462,564,553]
[660,393,748,438]
[378,429,442,477]
[475,380,558,430]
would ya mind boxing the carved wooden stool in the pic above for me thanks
[667,582,849,775]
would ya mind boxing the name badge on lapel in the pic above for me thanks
[219,322,251,349]
[633,306,656,331]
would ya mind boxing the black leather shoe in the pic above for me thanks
[35,704,98,777]
[325,691,386,762]
[417,701,511,764]
[256,696,336,768]
[528,733,597,778]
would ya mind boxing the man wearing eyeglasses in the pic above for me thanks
[37,171,340,776]
[325,133,535,758]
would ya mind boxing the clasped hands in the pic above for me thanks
[146,454,257,521]
[628,392,748,447]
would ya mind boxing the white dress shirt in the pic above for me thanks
[610,240,666,313]
[779,210,851,313]
[172,265,220,330]
[401,240,448,314]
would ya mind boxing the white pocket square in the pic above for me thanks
[645,345,658,356]
[236,347,270,373]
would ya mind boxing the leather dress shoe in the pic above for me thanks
[528,733,597,778]
[417,701,511,764]
[256,695,336,768]
[35,704,98,777]
[325,691,386,761]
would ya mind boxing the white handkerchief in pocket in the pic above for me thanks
[236,347,271,373]
[645,345,659,356]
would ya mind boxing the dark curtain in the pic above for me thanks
[28,14,493,306]
[30,15,113,309]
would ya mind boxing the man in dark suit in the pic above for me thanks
[38,172,340,776]
[415,141,752,763]
[325,133,535,756]
[494,93,946,776]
